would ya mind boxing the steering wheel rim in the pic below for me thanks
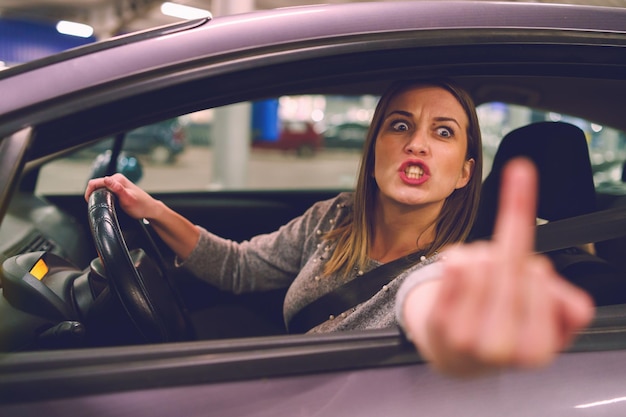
[87,188,192,343]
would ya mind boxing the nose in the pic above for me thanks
[405,130,429,155]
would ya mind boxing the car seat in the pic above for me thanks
[469,121,626,306]
[471,121,596,238]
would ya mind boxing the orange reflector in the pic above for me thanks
[30,258,49,280]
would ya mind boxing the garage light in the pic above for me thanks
[591,123,603,133]
[161,2,212,20]
[56,20,94,38]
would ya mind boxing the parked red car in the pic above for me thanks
[252,120,323,157]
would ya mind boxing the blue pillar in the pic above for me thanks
[0,17,96,65]
[252,99,280,142]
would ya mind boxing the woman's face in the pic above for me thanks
[373,85,474,211]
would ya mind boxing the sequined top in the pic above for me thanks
[178,192,439,333]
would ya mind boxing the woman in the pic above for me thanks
[85,79,592,377]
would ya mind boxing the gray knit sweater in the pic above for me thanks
[178,192,439,333]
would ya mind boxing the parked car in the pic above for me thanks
[323,122,369,149]
[85,119,186,164]
[123,119,186,164]
[1,2,626,415]
[253,120,323,157]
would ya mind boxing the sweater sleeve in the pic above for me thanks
[394,259,444,336]
[176,197,338,294]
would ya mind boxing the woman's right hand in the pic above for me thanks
[85,173,163,221]
[85,173,200,261]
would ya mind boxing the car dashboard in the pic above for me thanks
[0,192,94,271]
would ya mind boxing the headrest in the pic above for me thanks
[470,121,596,239]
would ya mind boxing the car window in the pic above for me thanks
[35,97,626,195]
[477,103,626,192]
[36,95,376,194]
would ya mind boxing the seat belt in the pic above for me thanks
[288,249,426,334]
[534,205,626,253]
[288,205,626,334]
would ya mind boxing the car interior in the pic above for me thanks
[469,121,626,306]
[1,40,626,351]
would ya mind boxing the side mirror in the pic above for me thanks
[89,151,143,183]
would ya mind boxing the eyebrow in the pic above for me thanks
[385,110,463,128]
[433,116,462,129]
[385,110,412,119]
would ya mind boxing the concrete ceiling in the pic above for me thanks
[0,0,624,39]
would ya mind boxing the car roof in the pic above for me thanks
[1,1,625,158]
[2,1,625,107]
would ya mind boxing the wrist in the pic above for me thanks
[395,259,444,331]
[144,199,168,224]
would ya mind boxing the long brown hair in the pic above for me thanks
[324,79,483,277]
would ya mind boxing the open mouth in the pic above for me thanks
[404,165,424,180]
[399,160,430,184]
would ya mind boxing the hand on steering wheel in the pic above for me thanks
[87,187,193,343]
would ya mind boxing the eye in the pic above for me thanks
[391,120,410,132]
[436,126,454,138]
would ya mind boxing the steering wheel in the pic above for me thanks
[87,188,193,343]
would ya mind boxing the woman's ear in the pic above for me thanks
[455,158,475,189]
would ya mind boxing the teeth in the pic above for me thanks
[405,165,424,179]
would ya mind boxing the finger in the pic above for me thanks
[513,257,558,368]
[425,255,486,376]
[103,175,124,193]
[492,158,539,271]
[102,175,139,209]
[475,288,518,366]
[84,178,108,202]
[472,159,538,364]
[85,175,128,204]
[548,275,594,348]
[439,245,493,353]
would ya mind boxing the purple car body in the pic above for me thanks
[1,1,626,415]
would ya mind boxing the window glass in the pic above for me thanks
[36,95,376,194]
[477,103,626,192]
[36,97,625,195]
